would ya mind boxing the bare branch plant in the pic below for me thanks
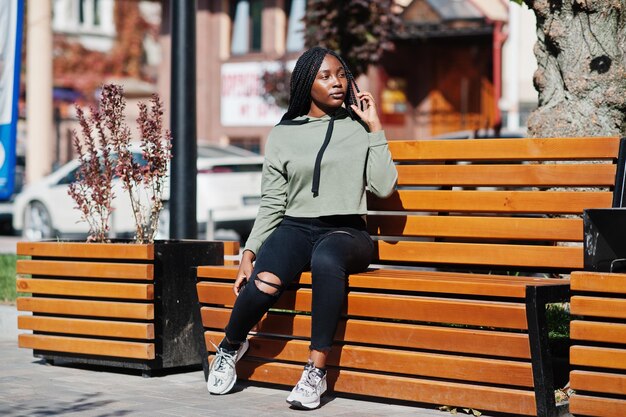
[69,84,172,243]
[68,104,116,243]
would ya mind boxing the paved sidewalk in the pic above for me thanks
[0,305,464,417]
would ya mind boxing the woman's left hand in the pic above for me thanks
[350,91,382,132]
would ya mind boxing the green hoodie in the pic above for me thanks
[244,108,398,255]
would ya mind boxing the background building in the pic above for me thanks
[155,0,537,155]
[20,0,161,180]
[22,0,541,173]
[375,0,508,139]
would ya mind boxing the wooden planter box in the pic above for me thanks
[16,240,223,376]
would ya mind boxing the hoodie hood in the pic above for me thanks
[277,107,350,126]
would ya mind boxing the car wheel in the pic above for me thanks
[23,201,55,240]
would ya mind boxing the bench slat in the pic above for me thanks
[359,269,566,285]
[232,360,537,415]
[376,240,582,269]
[18,316,154,339]
[201,307,531,358]
[205,331,534,387]
[198,264,568,287]
[18,334,155,359]
[571,346,626,370]
[571,371,626,395]
[571,321,626,344]
[346,274,529,298]
[368,214,582,241]
[222,241,240,256]
[349,293,528,329]
[197,265,244,279]
[571,296,626,319]
[197,282,528,329]
[396,164,616,187]
[196,265,554,298]
[207,269,534,294]
[369,190,613,214]
[388,137,620,161]
[569,394,626,417]
[16,278,154,300]
[16,241,155,259]
[17,259,153,280]
[572,271,626,294]
[17,297,154,319]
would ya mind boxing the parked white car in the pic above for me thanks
[13,144,263,242]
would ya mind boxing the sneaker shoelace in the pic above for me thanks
[295,366,322,394]
[211,343,237,373]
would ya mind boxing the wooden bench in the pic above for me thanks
[569,271,626,417]
[195,136,626,416]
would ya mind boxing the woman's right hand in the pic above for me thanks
[234,250,255,296]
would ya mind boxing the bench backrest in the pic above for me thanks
[367,137,626,272]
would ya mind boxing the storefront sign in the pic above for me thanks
[221,61,286,126]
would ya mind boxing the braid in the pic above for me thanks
[280,47,361,122]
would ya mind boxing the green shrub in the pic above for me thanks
[547,303,570,340]
[0,254,18,303]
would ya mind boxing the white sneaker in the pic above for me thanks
[286,362,327,410]
[207,339,249,395]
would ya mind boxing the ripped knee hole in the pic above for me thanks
[254,272,282,295]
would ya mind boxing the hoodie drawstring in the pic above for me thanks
[311,113,335,197]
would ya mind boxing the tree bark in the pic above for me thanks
[523,0,626,137]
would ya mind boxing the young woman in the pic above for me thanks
[207,46,398,410]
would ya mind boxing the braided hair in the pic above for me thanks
[280,46,361,122]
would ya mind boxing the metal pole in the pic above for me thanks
[170,0,197,239]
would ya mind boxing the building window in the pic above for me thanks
[93,0,100,26]
[79,0,85,24]
[52,0,115,51]
[286,0,305,52]
[55,0,108,31]
[230,0,263,55]
[230,137,261,154]
[78,0,100,26]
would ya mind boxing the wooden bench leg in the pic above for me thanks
[526,284,570,417]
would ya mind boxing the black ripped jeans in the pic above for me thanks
[224,215,374,351]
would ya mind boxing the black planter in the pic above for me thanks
[583,208,626,272]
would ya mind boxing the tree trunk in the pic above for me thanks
[524,0,626,137]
